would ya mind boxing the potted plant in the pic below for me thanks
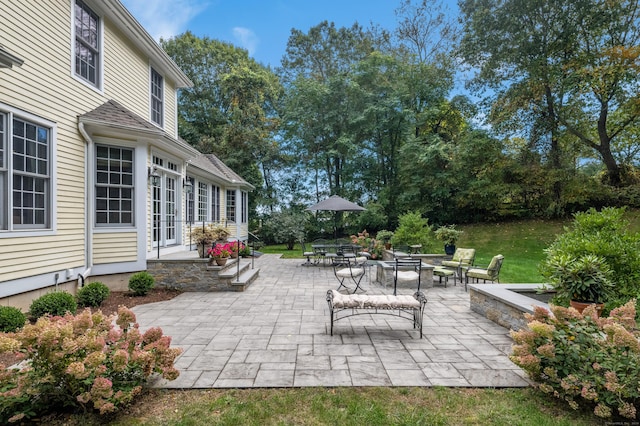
[434,225,463,255]
[376,230,394,250]
[228,241,243,258]
[208,243,231,266]
[189,224,230,257]
[542,253,614,315]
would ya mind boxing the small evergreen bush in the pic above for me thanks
[390,211,433,251]
[29,291,77,318]
[76,282,110,307]
[128,272,155,296]
[0,306,26,333]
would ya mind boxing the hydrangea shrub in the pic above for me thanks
[0,307,181,423]
[511,301,640,420]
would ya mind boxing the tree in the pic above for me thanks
[161,32,283,210]
[459,0,640,186]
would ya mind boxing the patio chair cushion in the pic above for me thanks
[335,267,364,278]
[442,248,475,269]
[395,270,420,282]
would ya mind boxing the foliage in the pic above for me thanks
[238,245,252,257]
[29,291,77,319]
[543,254,614,304]
[208,243,231,258]
[375,229,394,243]
[459,0,640,187]
[188,224,230,245]
[260,209,306,250]
[161,32,283,212]
[0,307,26,333]
[511,300,640,420]
[434,225,463,246]
[0,307,181,422]
[390,211,433,250]
[128,272,155,296]
[539,207,640,312]
[76,282,110,307]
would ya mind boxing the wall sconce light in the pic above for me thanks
[183,178,193,194]
[148,166,160,186]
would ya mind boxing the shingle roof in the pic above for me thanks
[187,153,252,188]
[79,99,159,131]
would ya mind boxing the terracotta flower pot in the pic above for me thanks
[570,300,604,317]
[215,257,228,266]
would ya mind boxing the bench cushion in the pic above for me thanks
[329,290,420,309]
[335,267,364,278]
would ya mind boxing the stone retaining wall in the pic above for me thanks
[147,258,244,291]
[469,284,550,331]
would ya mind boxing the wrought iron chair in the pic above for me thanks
[300,240,317,266]
[332,256,366,294]
[441,248,476,283]
[393,257,422,296]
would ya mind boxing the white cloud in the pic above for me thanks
[232,27,259,55]
[121,0,208,41]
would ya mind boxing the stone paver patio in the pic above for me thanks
[134,254,530,388]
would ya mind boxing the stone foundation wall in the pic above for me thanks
[146,258,242,291]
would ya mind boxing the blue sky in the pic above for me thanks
[120,0,458,68]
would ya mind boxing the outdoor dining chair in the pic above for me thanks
[393,257,422,296]
[332,256,366,294]
[300,241,317,266]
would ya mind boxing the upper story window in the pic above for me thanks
[150,68,164,126]
[96,145,133,226]
[74,0,101,88]
[0,108,54,231]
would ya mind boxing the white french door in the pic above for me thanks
[152,173,178,247]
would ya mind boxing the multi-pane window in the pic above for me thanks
[241,191,248,223]
[150,68,163,126]
[96,145,133,225]
[74,0,100,87]
[211,185,220,222]
[186,177,194,223]
[198,182,208,222]
[226,189,236,222]
[0,111,52,230]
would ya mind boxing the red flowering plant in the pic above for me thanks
[228,241,244,255]
[510,300,640,420]
[0,307,181,422]
[208,242,231,259]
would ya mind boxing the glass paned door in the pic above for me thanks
[151,173,177,248]
[165,176,176,244]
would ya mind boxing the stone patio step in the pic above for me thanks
[231,267,260,291]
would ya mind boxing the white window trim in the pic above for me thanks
[150,66,164,128]
[70,0,104,93]
[95,143,135,228]
[0,103,57,238]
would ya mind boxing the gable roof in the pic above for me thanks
[188,154,254,190]
[93,0,191,88]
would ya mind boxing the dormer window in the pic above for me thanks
[74,0,101,88]
[150,68,164,126]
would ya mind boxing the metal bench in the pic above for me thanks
[326,290,427,338]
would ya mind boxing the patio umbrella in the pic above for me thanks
[307,195,366,241]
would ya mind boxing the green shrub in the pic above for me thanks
[540,207,640,313]
[511,300,640,420]
[0,307,182,422]
[390,211,433,251]
[128,272,155,296]
[76,282,110,307]
[29,291,77,318]
[0,306,26,333]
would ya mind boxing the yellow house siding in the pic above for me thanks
[93,233,138,264]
